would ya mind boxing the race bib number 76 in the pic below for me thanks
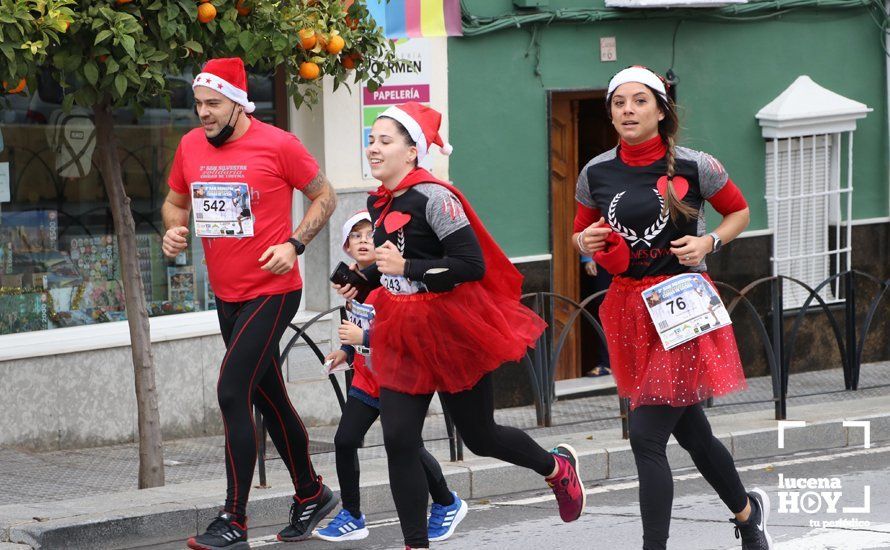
[641,273,732,350]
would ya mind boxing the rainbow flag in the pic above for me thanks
[367,0,463,38]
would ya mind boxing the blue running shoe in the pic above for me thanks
[428,491,468,542]
[315,509,369,542]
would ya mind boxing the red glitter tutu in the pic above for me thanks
[370,281,546,395]
[600,273,747,409]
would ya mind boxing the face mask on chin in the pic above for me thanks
[206,103,240,148]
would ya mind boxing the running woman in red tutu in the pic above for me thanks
[317,211,468,543]
[573,66,773,550]
[337,102,586,549]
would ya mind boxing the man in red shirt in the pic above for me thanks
[161,58,338,550]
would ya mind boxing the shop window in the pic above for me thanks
[0,69,280,335]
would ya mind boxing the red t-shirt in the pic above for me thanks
[168,119,319,302]
[349,288,381,399]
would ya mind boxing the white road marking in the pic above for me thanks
[246,445,890,546]
[493,445,890,506]
[774,523,890,549]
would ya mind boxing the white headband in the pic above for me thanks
[607,67,667,101]
[378,105,430,163]
[193,72,256,114]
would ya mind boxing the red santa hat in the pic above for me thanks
[341,210,372,251]
[192,57,256,114]
[377,102,452,163]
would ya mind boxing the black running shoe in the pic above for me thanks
[187,511,249,550]
[730,488,774,550]
[277,481,339,541]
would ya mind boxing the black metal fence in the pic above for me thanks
[255,306,464,485]
[257,270,887,472]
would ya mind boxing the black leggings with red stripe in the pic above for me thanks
[216,290,319,518]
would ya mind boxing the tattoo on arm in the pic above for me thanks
[293,171,337,245]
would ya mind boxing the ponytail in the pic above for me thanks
[661,122,696,224]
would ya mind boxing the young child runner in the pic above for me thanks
[573,65,773,550]
[336,102,586,550]
[316,211,468,543]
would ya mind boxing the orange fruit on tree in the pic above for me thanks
[341,53,360,70]
[236,0,251,16]
[315,32,328,51]
[197,2,216,22]
[299,61,320,80]
[326,35,345,55]
[3,79,27,94]
[116,0,133,4]
[298,28,316,50]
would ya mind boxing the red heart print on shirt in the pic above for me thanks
[383,211,412,234]
[656,175,689,201]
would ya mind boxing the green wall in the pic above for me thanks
[448,3,888,257]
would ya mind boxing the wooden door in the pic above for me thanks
[549,96,580,381]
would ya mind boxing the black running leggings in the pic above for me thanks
[335,395,452,518]
[380,373,556,548]
[216,290,319,518]
[628,404,749,550]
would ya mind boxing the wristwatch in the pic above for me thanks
[708,232,722,254]
[287,238,306,256]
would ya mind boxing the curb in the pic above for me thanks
[4,406,889,549]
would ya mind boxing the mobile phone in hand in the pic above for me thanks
[329,261,372,301]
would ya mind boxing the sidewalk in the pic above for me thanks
[1,362,888,549]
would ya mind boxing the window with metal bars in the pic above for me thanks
[764,133,853,309]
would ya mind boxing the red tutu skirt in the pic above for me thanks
[600,273,747,409]
[370,282,546,395]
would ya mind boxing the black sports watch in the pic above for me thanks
[287,237,306,256]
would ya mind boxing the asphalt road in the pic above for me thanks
[141,443,890,550]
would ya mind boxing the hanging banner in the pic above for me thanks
[367,0,462,38]
[360,38,432,179]
[606,0,746,6]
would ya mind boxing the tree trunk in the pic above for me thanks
[93,101,165,489]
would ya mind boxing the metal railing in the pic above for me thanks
[255,306,463,485]
[522,270,888,437]
[256,269,886,469]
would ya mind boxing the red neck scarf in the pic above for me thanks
[371,168,448,227]
[369,167,525,301]
[619,135,666,166]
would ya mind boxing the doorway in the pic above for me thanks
[548,91,617,381]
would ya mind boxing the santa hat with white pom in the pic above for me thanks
[377,101,452,164]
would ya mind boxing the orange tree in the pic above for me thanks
[0,0,397,489]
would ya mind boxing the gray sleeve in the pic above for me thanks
[574,166,597,209]
[421,185,471,241]
[695,150,730,199]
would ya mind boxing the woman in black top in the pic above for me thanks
[573,66,774,550]
[337,102,586,549]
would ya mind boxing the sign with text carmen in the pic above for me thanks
[360,38,432,179]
